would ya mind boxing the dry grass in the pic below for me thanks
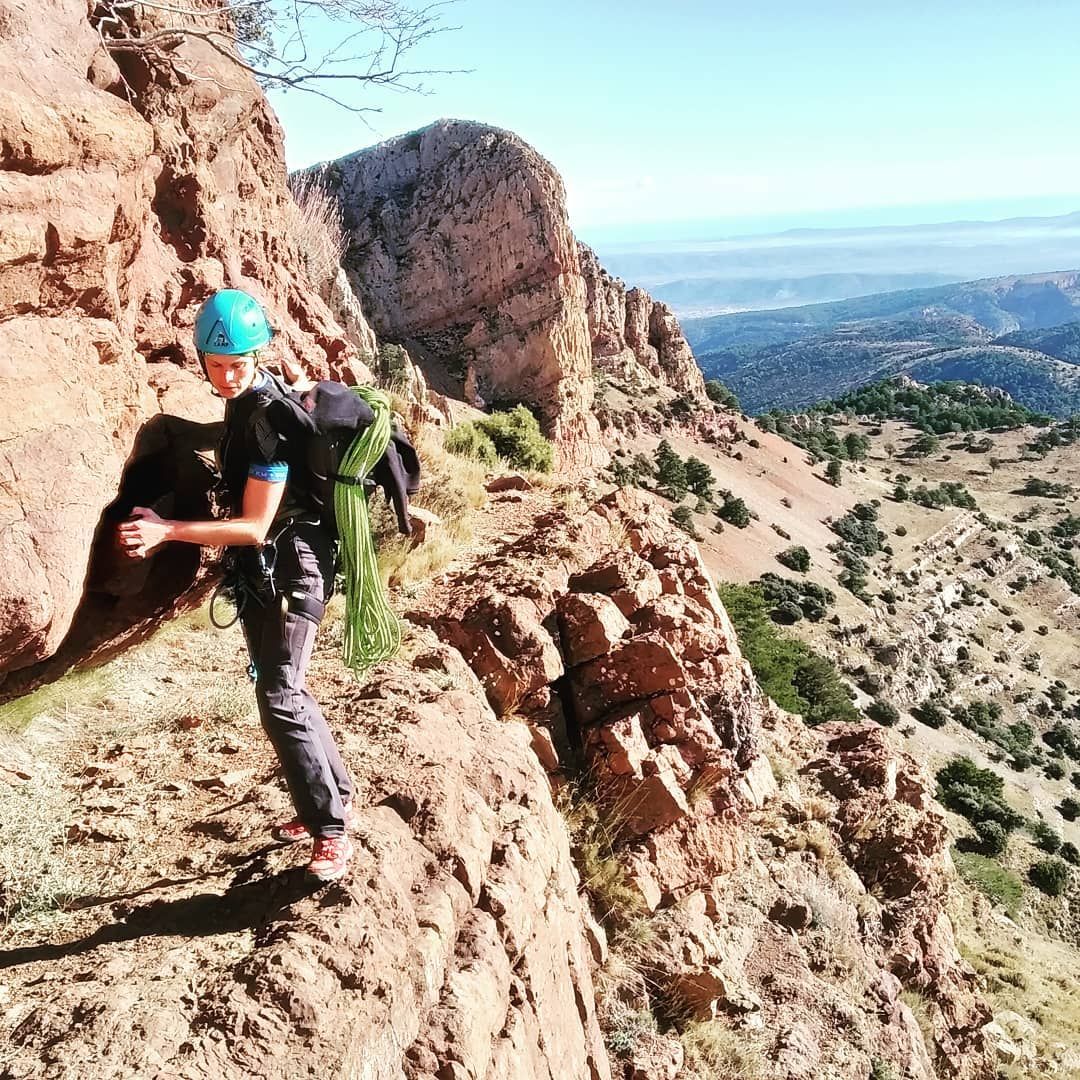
[286,171,348,294]
[680,1020,766,1080]
[559,792,644,926]
[900,987,936,1056]
[0,766,89,929]
[376,419,487,589]
[0,665,116,734]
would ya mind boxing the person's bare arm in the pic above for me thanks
[117,477,286,558]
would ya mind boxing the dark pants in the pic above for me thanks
[240,522,352,839]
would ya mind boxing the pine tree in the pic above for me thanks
[684,457,715,500]
[655,440,688,500]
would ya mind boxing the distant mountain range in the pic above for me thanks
[597,209,1080,318]
[683,270,1080,416]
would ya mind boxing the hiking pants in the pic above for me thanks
[240,522,352,839]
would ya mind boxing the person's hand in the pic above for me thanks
[117,507,171,559]
[279,355,316,392]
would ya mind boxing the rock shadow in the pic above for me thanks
[0,413,223,698]
[0,852,325,972]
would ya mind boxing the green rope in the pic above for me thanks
[334,386,400,674]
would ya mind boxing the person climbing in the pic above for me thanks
[117,289,357,883]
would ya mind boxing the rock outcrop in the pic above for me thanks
[1,628,611,1080]
[324,119,606,468]
[419,486,993,1079]
[578,243,706,399]
[0,0,366,678]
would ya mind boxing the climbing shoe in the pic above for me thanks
[306,836,353,883]
[273,802,355,844]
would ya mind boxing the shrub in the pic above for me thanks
[866,700,901,727]
[718,496,751,529]
[717,583,858,727]
[894,524,908,536]
[1029,857,1070,896]
[937,756,1026,832]
[1061,841,1080,866]
[826,458,842,485]
[670,505,701,540]
[912,700,948,729]
[1060,796,1080,822]
[776,546,811,573]
[1045,761,1066,780]
[704,379,740,409]
[473,406,554,471]
[974,819,1008,857]
[445,422,498,465]
[1032,820,1062,854]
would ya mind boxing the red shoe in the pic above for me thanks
[273,802,355,844]
[306,836,353,883]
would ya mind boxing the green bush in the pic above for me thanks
[445,422,498,465]
[1032,820,1062,854]
[974,820,1008,857]
[937,757,1026,833]
[953,850,1023,916]
[717,582,858,727]
[718,496,751,528]
[1045,761,1066,781]
[1060,796,1080,822]
[866,700,901,727]
[1061,841,1080,866]
[776,545,811,573]
[670,505,701,540]
[1029,857,1070,896]
[704,379,739,410]
[912,700,948,729]
[474,405,554,472]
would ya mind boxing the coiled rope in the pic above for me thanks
[334,386,401,673]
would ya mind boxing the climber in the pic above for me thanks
[116,289,355,884]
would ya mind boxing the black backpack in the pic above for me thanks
[265,380,421,537]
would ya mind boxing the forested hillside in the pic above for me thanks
[683,271,1080,415]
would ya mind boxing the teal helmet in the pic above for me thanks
[193,289,273,355]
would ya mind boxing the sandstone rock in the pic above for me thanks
[571,635,687,724]
[568,551,663,617]
[0,0,370,677]
[628,1033,683,1080]
[770,896,814,931]
[327,120,606,469]
[579,243,706,400]
[611,769,690,838]
[408,505,444,546]
[557,592,631,666]
[485,474,533,493]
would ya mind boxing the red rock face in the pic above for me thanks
[808,723,995,1080]
[0,0,361,678]
[422,487,766,906]
[325,120,607,469]
[578,242,707,400]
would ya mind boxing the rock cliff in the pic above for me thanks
[323,119,606,468]
[578,243,706,399]
[0,0,365,680]
[0,483,993,1079]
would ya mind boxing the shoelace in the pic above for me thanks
[312,837,347,858]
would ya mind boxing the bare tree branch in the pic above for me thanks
[91,0,464,113]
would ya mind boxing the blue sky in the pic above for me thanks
[268,0,1080,236]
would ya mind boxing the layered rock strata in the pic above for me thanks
[423,486,994,1079]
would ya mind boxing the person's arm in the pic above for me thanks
[118,476,287,559]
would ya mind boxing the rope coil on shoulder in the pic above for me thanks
[334,386,401,674]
